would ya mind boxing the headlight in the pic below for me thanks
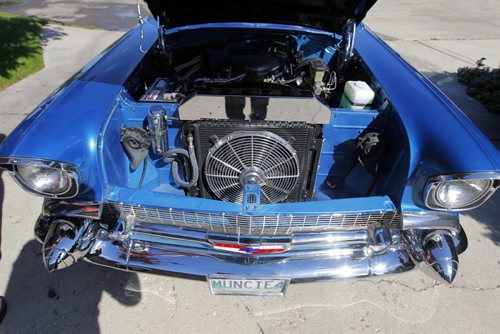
[424,173,499,211]
[4,159,81,198]
[17,165,71,194]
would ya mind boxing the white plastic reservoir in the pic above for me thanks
[340,81,375,111]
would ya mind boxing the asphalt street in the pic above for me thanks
[0,1,499,333]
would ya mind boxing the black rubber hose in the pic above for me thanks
[163,138,199,188]
[138,157,147,189]
[186,135,199,185]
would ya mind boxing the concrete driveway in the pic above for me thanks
[0,1,499,333]
[0,0,147,31]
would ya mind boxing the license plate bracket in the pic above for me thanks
[208,274,290,296]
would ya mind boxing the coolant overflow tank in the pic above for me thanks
[147,105,169,155]
[340,81,375,111]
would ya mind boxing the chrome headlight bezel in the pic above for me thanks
[0,157,80,198]
[424,172,500,211]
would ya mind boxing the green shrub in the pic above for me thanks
[457,66,500,114]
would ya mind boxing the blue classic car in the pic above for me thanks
[0,0,499,295]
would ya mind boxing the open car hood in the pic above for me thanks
[145,0,377,33]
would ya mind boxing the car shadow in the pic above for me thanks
[0,134,142,333]
[464,191,500,246]
[0,240,142,333]
[0,134,5,261]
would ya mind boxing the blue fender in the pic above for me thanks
[0,18,158,201]
[355,25,500,209]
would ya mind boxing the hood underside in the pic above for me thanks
[145,0,377,33]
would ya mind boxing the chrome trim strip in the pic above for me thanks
[42,200,102,219]
[401,212,460,233]
[0,156,13,171]
[431,172,500,181]
[130,221,375,251]
[127,232,370,262]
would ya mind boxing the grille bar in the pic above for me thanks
[105,202,401,236]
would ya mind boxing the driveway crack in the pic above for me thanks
[242,302,265,334]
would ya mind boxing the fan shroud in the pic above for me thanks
[204,131,300,204]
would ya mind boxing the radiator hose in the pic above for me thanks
[162,134,199,188]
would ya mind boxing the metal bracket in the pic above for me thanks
[136,0,144,24]
[343,19,357,61]
[157,16,166,54]
[242,184,261,211]
[137,0,147,53]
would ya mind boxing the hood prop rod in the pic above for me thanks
[336,19,357,86]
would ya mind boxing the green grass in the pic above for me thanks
[0,11,45,90]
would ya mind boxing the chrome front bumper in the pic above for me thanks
[84,222,415,282]
[37,201,466,284]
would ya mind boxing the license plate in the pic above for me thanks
[208,275,290,296]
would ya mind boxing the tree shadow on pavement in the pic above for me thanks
[41,25,68,46]
[0,240,142,333]
[424,71,500,142]
[464,191,500,246]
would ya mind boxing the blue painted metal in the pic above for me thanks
[316,108,380,189]
[354,24,500,211]
[0,19,498,216]
[0,80,122,201]
[0,18,158,202]
[356,25,500,174]
[79,16,158,84]
[242,184,262,211]
[105,185,395,215]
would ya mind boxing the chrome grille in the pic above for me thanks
[105,202,401,236]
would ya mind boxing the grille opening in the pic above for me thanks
[188,120,322,203]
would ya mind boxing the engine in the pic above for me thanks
[140,34,336,103]
[122,32,347,204]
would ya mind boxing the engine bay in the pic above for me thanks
[106,29,408,206]
[133,32,338,104]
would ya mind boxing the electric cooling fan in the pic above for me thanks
[204,131,300,204]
